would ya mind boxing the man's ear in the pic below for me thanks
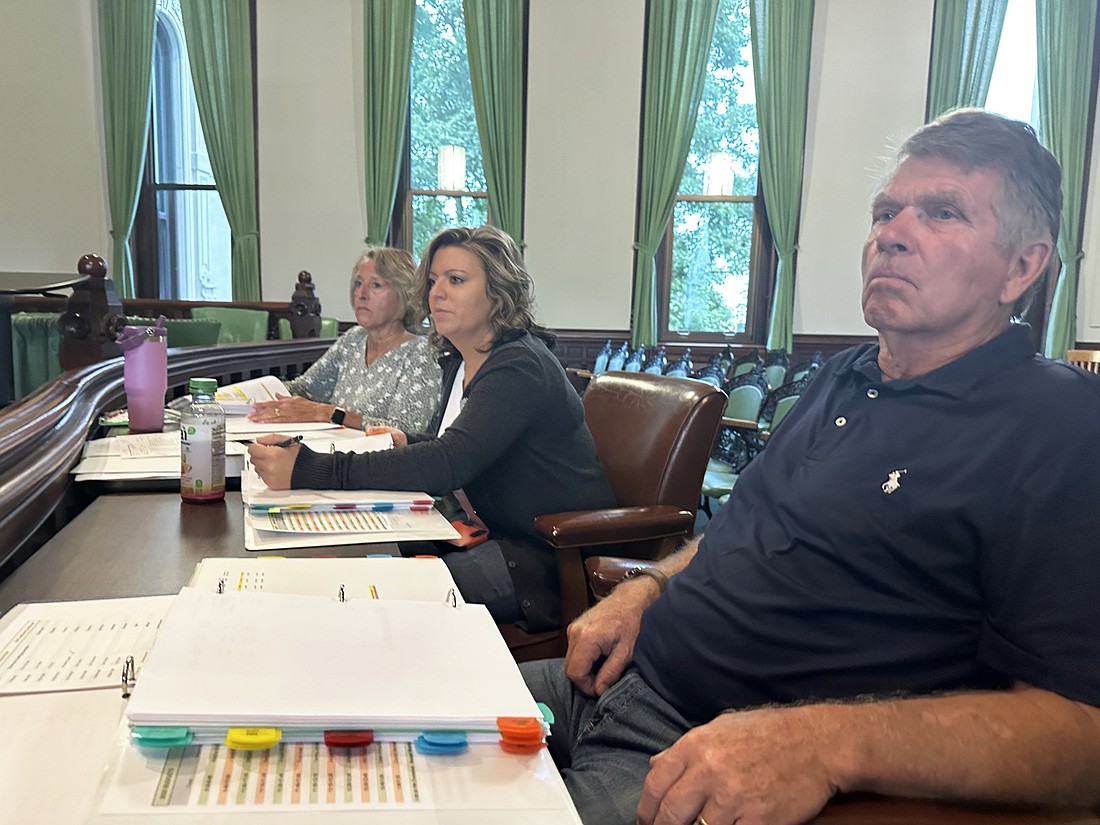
[1001,240,1054,306]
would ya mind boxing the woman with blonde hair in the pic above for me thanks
[251,225,615,630]
[249,246,440,432]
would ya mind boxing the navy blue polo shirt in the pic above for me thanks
[635,324,1100,723]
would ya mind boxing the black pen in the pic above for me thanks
[266,435,304,448]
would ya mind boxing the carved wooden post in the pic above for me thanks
[58,254,127,370]
[288,270,322,338]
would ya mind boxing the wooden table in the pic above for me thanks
[1,493,1097,824]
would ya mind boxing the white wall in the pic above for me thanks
[524,0,643,330]
[797,0,935,335]
[0,0,109,273]
[3,0,1099,342]
[255,0,366,317]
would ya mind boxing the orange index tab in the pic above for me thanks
[497,716,546,754]
[225,727,282,750]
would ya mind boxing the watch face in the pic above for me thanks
[331,407,346,425]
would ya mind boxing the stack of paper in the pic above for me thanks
[71,433,248,482]
[240,446,458,550]
[124,588,542,742]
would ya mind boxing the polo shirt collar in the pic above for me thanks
[845,323,1037,398]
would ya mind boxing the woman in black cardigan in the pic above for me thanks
[250,225,615,630]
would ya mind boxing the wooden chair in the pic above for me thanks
[497,371,726,662]
[1065,349,1100,374]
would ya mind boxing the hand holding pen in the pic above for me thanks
[247,433,304,490]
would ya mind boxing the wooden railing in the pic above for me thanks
[0,339,330,581]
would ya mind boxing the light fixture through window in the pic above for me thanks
[702,151,735,197]
[438,145,467,191]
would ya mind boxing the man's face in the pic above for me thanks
[861,156,1031,344]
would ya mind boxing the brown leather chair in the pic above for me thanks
[498,371,726,662]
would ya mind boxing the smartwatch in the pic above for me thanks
[330,406,347,426]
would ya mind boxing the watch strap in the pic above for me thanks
[623,566,668,594]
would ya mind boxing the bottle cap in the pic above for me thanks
[189,377,218,394]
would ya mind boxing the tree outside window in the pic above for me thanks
[405,0,488,258]
[658,0,763,342]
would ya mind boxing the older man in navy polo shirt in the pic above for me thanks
[522,109,1100,825]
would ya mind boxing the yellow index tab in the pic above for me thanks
[225,727,282,750]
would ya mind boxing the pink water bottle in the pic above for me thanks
[118,316,168,433]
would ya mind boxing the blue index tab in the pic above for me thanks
[225,727,282,750]
[414,731,468,755]
[131,726,194,749]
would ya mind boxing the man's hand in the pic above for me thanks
[636,705,838,825]
[563,577,655,697]
[247,435,302,490]
[249,394,331,424]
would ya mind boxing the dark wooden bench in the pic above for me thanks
[0,338,330,581]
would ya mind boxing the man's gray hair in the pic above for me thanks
[898,108,1062,254]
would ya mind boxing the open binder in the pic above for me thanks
[124,588,545,751]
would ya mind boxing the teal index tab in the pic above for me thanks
[131,726,194,748]
[537,702,555,725]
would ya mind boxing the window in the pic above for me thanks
[132,0,239,300]
[985,0,1039,127]
[657,0,766,343]
[397,0,488,257]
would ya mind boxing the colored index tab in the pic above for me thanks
[497,716,546,754]
[414,730,468,755]
[324,730,375,748]
[225,727,282,750]
[131,726,194,748]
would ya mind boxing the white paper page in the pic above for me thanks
[125,588,540,729]
[240,460,424,509]
[215,375,288,405]
[188,557,463,604]
[83,432,179,458]
[225,418,340,438]
[0,596,174,694]
[298,430,394,454]
[242,513,459,552]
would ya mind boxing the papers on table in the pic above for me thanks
[214,375,288,415]
[124,587,542,738]
[71,433,247,482]
[0,596,174,695]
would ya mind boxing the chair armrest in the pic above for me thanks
[534,505,694,548]
[584,556,662,600]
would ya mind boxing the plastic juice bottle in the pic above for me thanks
[180,377,226,502]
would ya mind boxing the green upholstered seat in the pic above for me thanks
[129,316,222,348]
[278,316,339,339]
[190,307,269,343]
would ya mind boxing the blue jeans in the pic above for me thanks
[520,658,693,825]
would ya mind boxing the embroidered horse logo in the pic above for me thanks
[882,469,907,494]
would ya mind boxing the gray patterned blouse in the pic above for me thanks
[284,326,441,432]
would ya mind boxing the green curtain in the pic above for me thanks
[463,0,526,246]
[752,0,815,353]
[631,0,720,348]
[363,0,416,245]
[1037,0,1098,358]
[180,0,260,301]
[926,0,1008,120]
[97,0,156,299]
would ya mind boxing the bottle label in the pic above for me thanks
[181,417,226,501]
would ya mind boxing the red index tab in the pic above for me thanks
[324,730,374,748]
[497,716,546,754]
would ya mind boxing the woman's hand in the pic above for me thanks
[365,425,408,447]
[249,394,333,424]
[247,434,301,489]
